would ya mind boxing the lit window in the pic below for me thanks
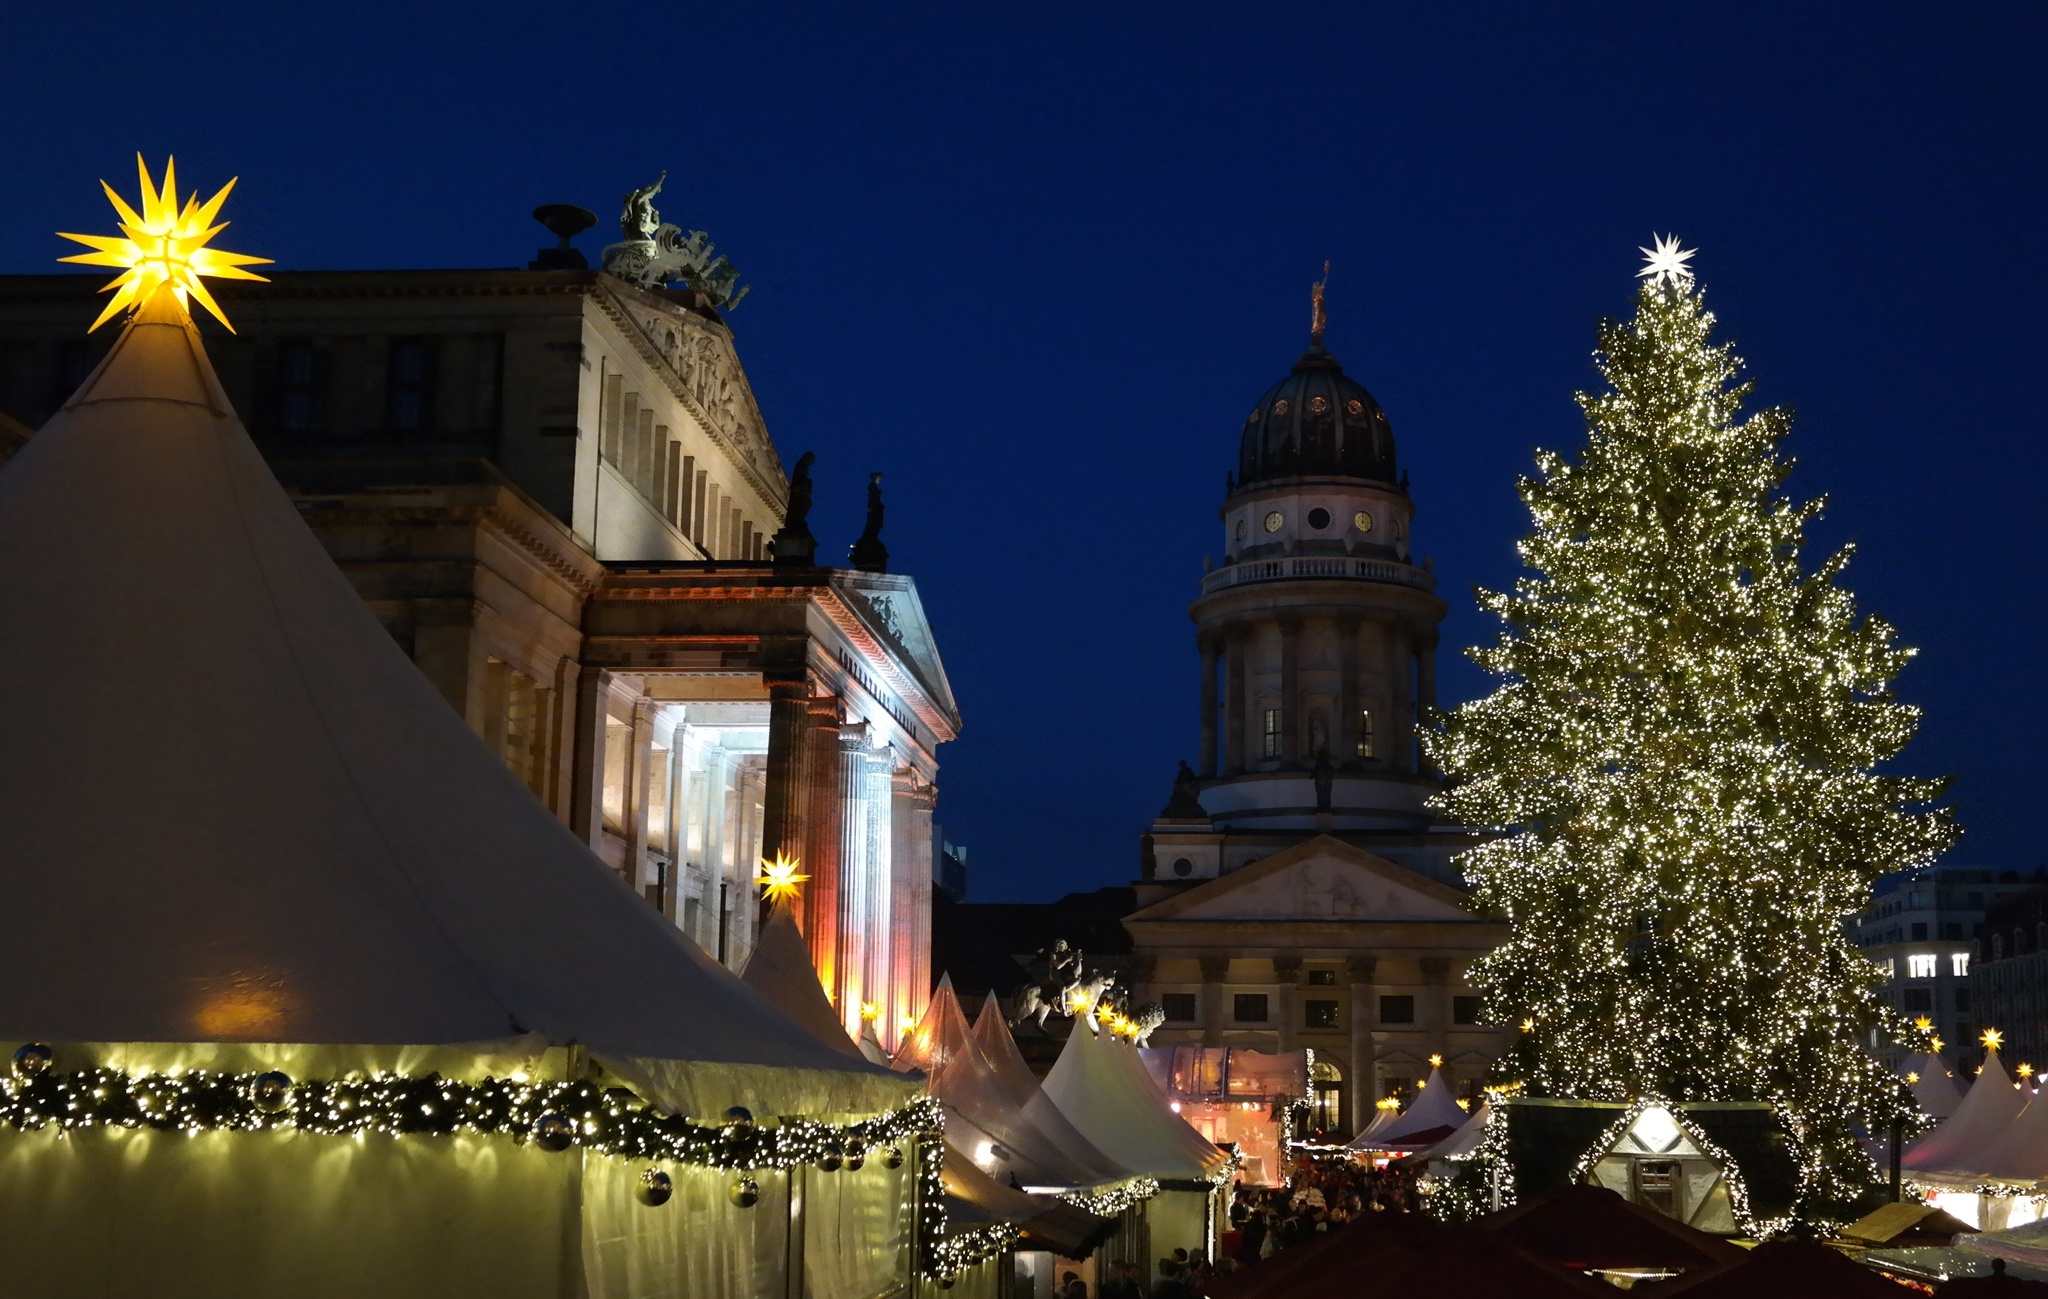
[1952,953,1971,978]
[1356,709,1374,758]
[1907,953,1938,979]
[1262,709,1282,758]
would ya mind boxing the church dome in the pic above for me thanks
[1236,345,1396,489]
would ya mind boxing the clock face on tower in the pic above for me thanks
[1354,511,1374,533]
[1263,511,1284,533]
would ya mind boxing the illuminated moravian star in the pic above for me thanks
[57,155,272,333]
[753,852,808,904]
[1636,233,1698,290]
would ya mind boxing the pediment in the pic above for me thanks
[1132,836,1474,924]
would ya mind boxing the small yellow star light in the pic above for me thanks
[1428,1053,1443,1068]
[1520,1019,1535,1034]
[754,852,808,904]
[1914,1016,1935,1033]
[58,155,272,333]
[858,1002,880,1022]
[1983,1028,2005,1051]
[1906,1071,1921,1084]
[2021,1063,2036,1080]
[1636,233,1697,290]
[1932,1036,1945,1053]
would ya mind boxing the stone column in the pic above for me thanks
[835,729,872,1016]
[1198,636,1220,778]
[1199,955,1230,1049]
[569,665,611,851]
[1346,957,1379,1135]
[1420,956,1451,1066]
[1272,956,1302,1053]
[1336,617,1360,765]
[895,778,937,1051]
[802,698,845,994]
[1390,628,1415,774]
[1224,629,1247,777]
[625,697,656,897]
[1279,617,1301,766]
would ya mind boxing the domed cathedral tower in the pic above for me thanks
[1123,280,1505,1136]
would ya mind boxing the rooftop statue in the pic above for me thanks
[601,172,751,311]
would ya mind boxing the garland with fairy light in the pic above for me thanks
[1058,1177,1161,1216]
[0,1044,1007,1284]
[1425,236,1957,1213]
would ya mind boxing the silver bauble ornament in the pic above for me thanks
[816,1141,843,1173]
[722,1105,754,1133]
[534,1112,575,1152]
[638,1169,674,1207]
[12,1043,52,1079]
[940,1275,956,1289]
[251,1071,293,1114]
[881,1146,904,1169]
[729,1176,760,1208]
[845,1151,866,1172]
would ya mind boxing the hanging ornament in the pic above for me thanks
[250,1071,293,1114]
[638,1169,674,1207]
[939,1275,956,1290]
[722,1105,754,1134]
[729,1176,760,1208]
[11,1043,52,1079]
[846,1151,866,1172]
[533,1112,575,1152]
[881,1145,904,1169]
[816,1141,844,1173]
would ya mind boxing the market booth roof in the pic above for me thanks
[1655,1238,1913,1297]
[1480,1183,1743,1273]
[0,294,908,1116]
[1041,1012,1229,1184]
[969,992,1134,1187]
[740,903,864,1061]
[1906,1049,2028,1178]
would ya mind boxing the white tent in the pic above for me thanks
[1420,1099,1491,1162]
[969,992,1135,1188]
[1345,1102,1402,1151]
[0,290,920,1298]
[1040,1013,1229,1183]
[1904,1048,2028,1174]
[1901,1050,1966,1120]
[740,903,864,1060]
[896,978,1124,1191]
[1351,1065,1471,1151]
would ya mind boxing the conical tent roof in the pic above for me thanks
[969,992,1134,1186]
[1422,1099,1492,1161]
[1902,1050,1965,1119]
[1904,1049,2028,1174]
[0,297,899,1111]
[897,977,1119,1190]
[1042,1014,1228,1182]
[1353,1066,1471,1150]
[740,903,862,1059]
[1346,1101,1404,1150]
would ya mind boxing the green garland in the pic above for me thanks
[1563,1097,1795,1240]
[1057,1177,1160,1216]
[0,1056,1010,1283]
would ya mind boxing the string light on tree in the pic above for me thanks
[57,155,272,333]
[1427,237,1957,1215]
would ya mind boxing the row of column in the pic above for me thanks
[1197,618,1439,777]
[598,365,763,559]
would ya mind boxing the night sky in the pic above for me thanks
[8,4,2043,901]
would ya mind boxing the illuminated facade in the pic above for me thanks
[0,259,957,1048]
[1124,320,1506,1132]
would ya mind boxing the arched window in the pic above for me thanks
[1309,1060,1344,1135]
[1356,709,1374,759]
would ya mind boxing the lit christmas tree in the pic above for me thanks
[1429,237,1957,1207]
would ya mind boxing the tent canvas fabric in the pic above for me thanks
[1905,1051,1967,1120]
[896,979,1123,1191]
[1345,1103,1402,1150]
[939,1148,1116,1259]
[1906,1050,2028,1176]
[740,904,864,1060]
[1974,1088,2048,1184]
[1479,1183,1743,1273]
[1421,1098,1492,1161]
[0,296,906,1118]
[1041,1015,1229,1183]
[1353,1066,1470,1149]
[969,993,1134,1188]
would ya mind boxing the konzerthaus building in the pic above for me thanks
[0,189,959,1048]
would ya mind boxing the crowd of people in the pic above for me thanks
[1052,1158,1424,1297]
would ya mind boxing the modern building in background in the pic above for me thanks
[1971,884,2048,1071]
[1855,864,2048,1067]
[0,199,959,1049]
[1119,306,1507,1134]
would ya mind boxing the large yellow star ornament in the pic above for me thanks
[58,155,271,333]
[754,852,808,905]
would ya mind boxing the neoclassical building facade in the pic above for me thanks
[1124,318,1507,1132]
[0,250,958,1049]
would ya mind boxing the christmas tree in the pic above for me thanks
[1428,237,1957,1207]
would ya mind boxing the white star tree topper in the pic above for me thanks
[1636,233,1698,290]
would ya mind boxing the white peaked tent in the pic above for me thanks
[896,978,1123,1191]
[1345,1102,1402,1151]
[1351,1066,1471,1151]
[0,294,918,1298]
[1419,1099,1491,1162]
[1904,1049,2028,1174]
[740,903,864,1060]
[969,992,1135,1188]
[858,1019,893,1066]
[1902,1050,1966,1120]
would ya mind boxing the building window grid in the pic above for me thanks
[1907,953,1938,979]
[1262,709,1282,759]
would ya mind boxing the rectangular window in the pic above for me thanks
[1305,969,1337,987]
[1903,988,1933,1013]
[1952,952,1971,978]
[1304,1000,1339,1029]
[1955,988,1972,1012]
[277,339,322,432]
[1907,953,1938,979]
[386,337,436,432]
[1233,993,1269,1023]
[1453,996,1484,1025]
[1911,922,1928,941]
[1262,709,1282,759]
[1160,993,1197,1023]
[1379,995,1415,1024]
[1356,709,1374,758]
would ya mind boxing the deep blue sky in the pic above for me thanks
[7,4,2043,901]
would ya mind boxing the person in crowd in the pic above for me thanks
[1098,1260,1143,1299]
[1153,1259,1199,1299]
[1057,1270,1088,1299]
